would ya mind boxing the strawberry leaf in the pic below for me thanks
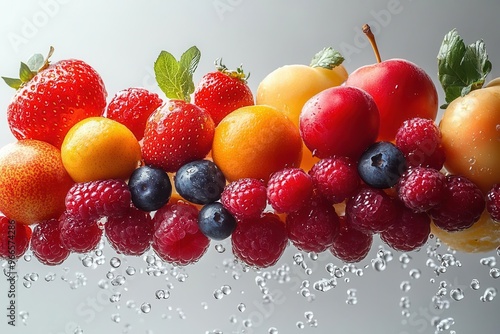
[1,77,23,89]
[154,46,201,102]
[310,47,344,69]
[27,53,45,72]
[437,29,492,108]
[19,62,36,83]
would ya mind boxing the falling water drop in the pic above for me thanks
[489,268,500,279]
[140,303,151,313]
[450,288,464,301]
[237,303,246,312]
[110,257,121,268]
[470,279,480,290]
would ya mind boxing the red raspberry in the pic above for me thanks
[486,184,500,222]
[309,156,360,204]
[152,201,209,265]
[397,167,446,212]
[430,175,485,232]
[31,218,70,265]
[231,213,288,268]
[0,216,32,260]
[330,216,373,263]
[380,204,431,252]
[395,117,445,170]
[220,178,267,219]
[286,197,340,253]
[60,213,102,253]
[267,167,313,213]
[105,206,153,256]
[65,179,132,220]
[106,87,163,141]
[345,187,399,233]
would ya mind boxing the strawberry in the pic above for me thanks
[194,60,254,125]
[106,87,164,141]
[2,47,107,148]
[141,46,215,172]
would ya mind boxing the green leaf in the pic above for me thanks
[154,46,201,102]
[1,76,23,89]
[437,29,492,108]
[310,47,344,69]
[27,53,45,72]
[19,62,35,83]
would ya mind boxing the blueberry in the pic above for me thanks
[174,160,226,205]
[198,202,236,240]
[129,165,172,211]
[357,141,407,189]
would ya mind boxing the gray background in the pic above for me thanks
[0,1,499,333]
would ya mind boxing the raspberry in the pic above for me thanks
[309,156,360,204]
[330,216,373,263]
[152,201,209,265]
[105,206,153,256]
[0,216,32,260]
[430,175,485,232]
[106,87,163,141]
[31,218,70,265]
[286,197,340,253]
[267,167,313,213]
[345,187,399,233]
[397,167,446,212]
[60,213,102,253]
[65,179,132,220]
[231,213,288,268]
[220,178,267,219]
[486,184,500,221]
[395,117,445,170]
[380,204,431,252]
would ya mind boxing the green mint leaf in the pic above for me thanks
[437,29,492,108]
[310,47,344,69]
[19,62,35,83]
[154,46,201,102]
[27,53,45,72]
[2,77,23,89]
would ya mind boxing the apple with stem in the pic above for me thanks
[345,24,438,142]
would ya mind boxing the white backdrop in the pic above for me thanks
[1,1,499,334]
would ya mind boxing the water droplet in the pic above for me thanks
[82,256,93,267]
[268,327,278,334]
[409,268,421,279]
[243,319,252,327]
[111,313,121,323]
[480,256,496,267]
[237,303,246,312]
[110,257,121,268]
[221,285,232,295]
[74,327,84,334]
[97,279,109,289]
[23,280,31,288]
[201,302,208,310]
[400,281,411,292]
[450,288,464,301]
[435,317,455,332]
[293,253,304,265]
[304,311,314,321]
[480,287,497,302]
[110,292,121,303]
[489,268,500,279]
[19,310,29,323]
[44,273,56,282]
[372,258,386,271]
[305,268,312,275]
[346,289,357,305]
[29,272,38,281]
[296,321,305,329]
[308,252,318,261]
[399,296,411,309]
[470,279,480,290]
[399,253,412,266]
[111,275,126,286]
[213,289,223,300]
[140,303,151,313]
[126,266,136,276]
[215,244,225,253]
[155,289,170,299]
[24,254,31,262]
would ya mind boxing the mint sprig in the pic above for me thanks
[310,47,344,69]
[437,29,492,108]
[154,46,201,102]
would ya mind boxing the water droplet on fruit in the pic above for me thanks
[140,303,151,313]
[450,288,464,301]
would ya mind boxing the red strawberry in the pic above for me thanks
[3,47,107,148]
[106,87,163,141]
[194,60,254,125]
[141,46,215,172]
[142,100,215,172]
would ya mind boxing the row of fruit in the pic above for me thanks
[0,26,499,268]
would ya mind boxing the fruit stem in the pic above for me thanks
[363,24,382,63]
